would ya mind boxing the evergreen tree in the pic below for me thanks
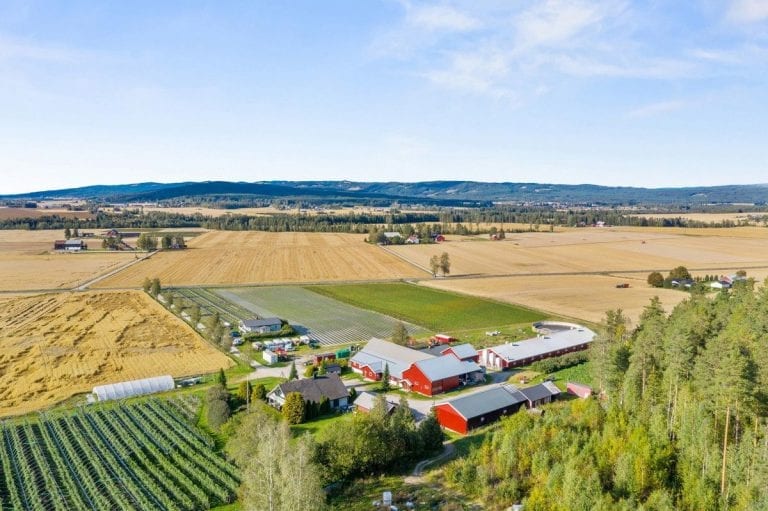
[391,321,409,345]
[283,392,306,424]
[288,361,298,381]
[216,368,227,387]
[380,363,391,392]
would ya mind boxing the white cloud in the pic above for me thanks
[406,4,481,32]
[515,0,621,48]
[423,48,512,98]
[0,35,83,63]
[728,0,768,23]
[626,100,687,118]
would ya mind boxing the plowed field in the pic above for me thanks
[0,291,233,417]
[94,231,428,287]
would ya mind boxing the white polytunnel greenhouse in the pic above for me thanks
[92,375,175,402]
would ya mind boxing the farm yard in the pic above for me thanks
[93,231,428,288]
[0,398,239,510]
[308,282,547,332]
[216,286,429,345]
[0,230,137,291]
[0,291,233,417]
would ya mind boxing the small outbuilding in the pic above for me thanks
[566,381,593,399]
[262,349,279,365]
[240,318,282,334]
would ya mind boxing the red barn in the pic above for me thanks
[401,356,482,397]
[435,384,527,434]
[440,344,479,363]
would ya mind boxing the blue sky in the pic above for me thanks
[1,0,767,194]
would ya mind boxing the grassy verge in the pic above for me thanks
[308,282,547,332]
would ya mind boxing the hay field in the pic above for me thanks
[388,229,768,276]
[94,231,428,288]
[0,291,233,417]
[421,275,689,324]
[0,230,137,291]
[626,213,760,223]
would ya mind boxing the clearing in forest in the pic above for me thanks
[0,291,233,417]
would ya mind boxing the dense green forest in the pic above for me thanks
[445,283,768,510]
[1,206,765,232]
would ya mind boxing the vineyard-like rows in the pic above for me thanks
[0,399,239,511]
[175,288,255,326]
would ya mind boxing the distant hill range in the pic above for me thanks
[3,180,768,206]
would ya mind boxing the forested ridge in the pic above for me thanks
[445,283,768,510]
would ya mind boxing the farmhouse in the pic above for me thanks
[54,239,87,251]
[239,317,282,333]
[267,374,348,410]
[480,322,595,370]
[350,338,483,396]
[435,382,561,434]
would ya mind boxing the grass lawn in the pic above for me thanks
[291,412,350,438]
[308,282,547,332]
[521,361,593,391]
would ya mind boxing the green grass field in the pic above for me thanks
[308,282,547,332]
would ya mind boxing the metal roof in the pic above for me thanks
[441,384,527,420]
[93,375,174,402]
[241,317,282,328]
[350,338,433,379]
[413,357,481,381]
[354,391,397,412]
[271,374,348,403]
[519,382,561,403]
[487,324,595,362]
[443,344,477,360]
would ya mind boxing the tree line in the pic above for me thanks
[445,282,768,510]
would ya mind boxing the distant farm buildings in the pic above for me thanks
[435,381,561,434]
[350,338,483,396]
[480,322,595,370]
[53,239,87,251]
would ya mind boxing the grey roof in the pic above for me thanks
[273,374,348,403]
[350,338,433,379]
[241,317,282,328]
[354,391,398,412]
[487,324,595,363]
[441,384,527,420]
[442,344,477,360]
[519,381,561,403]
[412,357,481,382]
[64,239,85,246]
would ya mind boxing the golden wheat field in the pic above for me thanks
[94,231,428,288]
[0,230,137,291]
[0,291,233,417]
[421,274,689,324]
[0,207,94,220]
[388,227,768,276]
[627,212,763,223]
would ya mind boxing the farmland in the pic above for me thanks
[94,231,427,288]
[308,282,547,332]
[421,274,689,324]
[216,286,429,345]
[0,230,137,291]
[0,291,233,417]
[0,398,239,510]
[0,207,94,220]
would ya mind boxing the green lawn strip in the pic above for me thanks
[290,413,350,438]
[307,282,547,332]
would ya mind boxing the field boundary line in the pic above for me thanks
[76,250,159,290]
[377,244,433,275]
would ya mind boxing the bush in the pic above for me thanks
[530,351,588,374]
[647,271,664,288]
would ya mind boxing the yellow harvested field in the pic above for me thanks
[94,231,428,287]
[0,207,94,220]
[388,228,768,276]
[421,275,689,324]
[141,206,275,217]
[0,291,233,417]
[612,225,768,238]
[626,212,765,223]
[0,230,137,291]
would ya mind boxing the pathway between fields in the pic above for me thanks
[76,250,158,290]
[404,442,455,484]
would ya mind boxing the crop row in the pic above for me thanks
[176,288,253,326]
[0,399,239,510]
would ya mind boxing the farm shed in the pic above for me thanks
[435,384,527,434]
[481,322,595,370]
[92,375,174,402]
[354,391,399,414]
[440,343,479,362]
[54,239,87,251]
[240,317,282,333]
[566,381,593,399]
[401,356,483,396]
[267,374,348,410]
[519,381,561,408]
